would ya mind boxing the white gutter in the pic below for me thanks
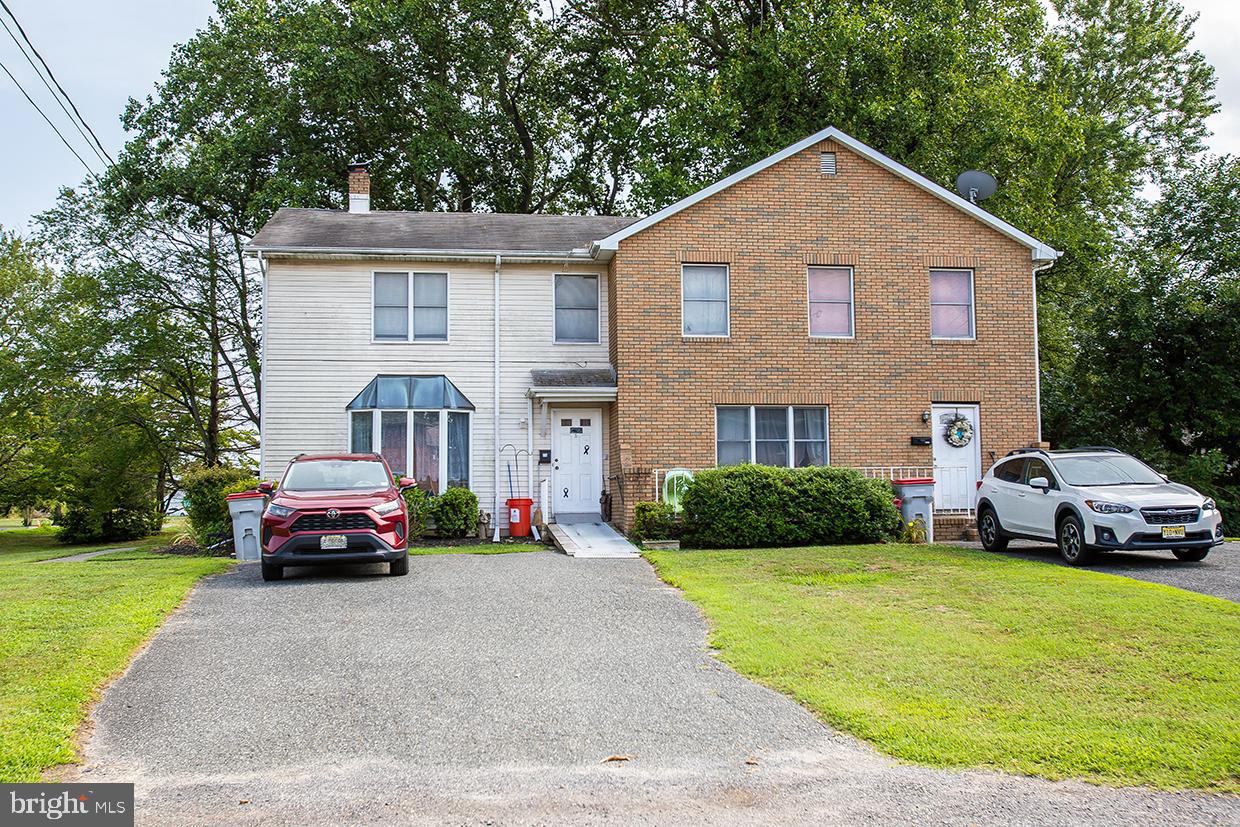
[525,386,618,401]
[244,245,595,263]
[492,254,503,543]
[257,250,269,477]
[1031,259,1056,444]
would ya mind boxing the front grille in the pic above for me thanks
[1141,507,1199,525]
[290,512,376,533]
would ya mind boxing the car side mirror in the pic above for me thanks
[1028,476,1051,491]
[1159,473,1169,482]
[256,481,275,495]
[397,476,416,491]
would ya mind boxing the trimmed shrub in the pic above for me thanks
[632,501,678,543]
[680,464,901,548]
[402,486,432,539]
[181,466,259,545]
[60,502,159,544]
[432,486,479,537]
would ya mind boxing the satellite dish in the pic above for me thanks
[955,170,997,204]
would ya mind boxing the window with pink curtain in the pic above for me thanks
[808,267,853,337]
[929,269,974,338]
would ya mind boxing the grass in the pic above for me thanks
[0,527,231,782]
[644,543,1240,792]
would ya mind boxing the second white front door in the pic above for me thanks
[552,409,602,514]
[931,403,982,511]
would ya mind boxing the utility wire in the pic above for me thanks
[0,14,111,169]
[0,0,114,165]
[0,58,96,177]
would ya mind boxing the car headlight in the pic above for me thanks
[372,499,402,516]
[1202,498,1216,512]
[1085,500,1133,514]
[265,502,296,519]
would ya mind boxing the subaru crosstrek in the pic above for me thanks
[258,453,414,581]
[975,447,1224,565]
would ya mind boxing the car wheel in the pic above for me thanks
[1057,514,1093,565]
[1173,548,1210,562]
[261,561,284,581]
[389,554,409,576]
[978,508,1009,553]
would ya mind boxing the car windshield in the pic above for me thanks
[1053,455,1164,487]
[282,460,391,492]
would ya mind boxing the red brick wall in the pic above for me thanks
[606,139,1041,528]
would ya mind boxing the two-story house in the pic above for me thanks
[248,127,1058,535]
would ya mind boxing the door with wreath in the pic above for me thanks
[930,404,982,511]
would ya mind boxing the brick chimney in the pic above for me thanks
[347,161,370,213]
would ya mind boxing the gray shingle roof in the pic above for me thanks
[248,208,639,254]
[530,368,617,388]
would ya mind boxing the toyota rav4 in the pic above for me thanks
[975,447,1224,565]
[258,453,414,581]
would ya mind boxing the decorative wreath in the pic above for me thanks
[944,415,974,448]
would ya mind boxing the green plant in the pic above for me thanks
[680,464,901,548]
[432,487,479,537]
[402,486,432,539]
[632,501,678,543]
[180,467,258,545]
[898,518,929,544]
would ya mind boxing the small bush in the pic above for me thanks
[632,501,678,543]
[181,466,259,545]
[680,464,902,549]
[60,503,159,544]
[432,486,479,537]
[402,486,432,539]
[897,518,929,544]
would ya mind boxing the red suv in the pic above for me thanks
[258,453,413,582]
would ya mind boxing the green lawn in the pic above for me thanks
[0,528,231,782]
[645,543,1240,792]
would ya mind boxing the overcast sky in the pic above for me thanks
[1,0,1237,232]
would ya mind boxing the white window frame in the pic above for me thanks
[929,268,976,341]
[346,408,473,493]
[370,270,451,344]
[807,265,855,339]
[681,263,730,338]
[552,272,602,345]
[714,405,830,468]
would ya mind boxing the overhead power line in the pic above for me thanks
[0,57,96,176]
[0,0,114,166]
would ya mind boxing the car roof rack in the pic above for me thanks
[1004,447,1047,457]
[1053,445,1123,453]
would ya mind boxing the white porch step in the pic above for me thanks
[546,520,641,559]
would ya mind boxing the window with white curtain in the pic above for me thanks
[716,406,829,467]
[372,272,448,341]
[554,274,599,343]
[350,409,471,493]
[929,269,974,339]
[682,264,729,336]
[808,266,854,337]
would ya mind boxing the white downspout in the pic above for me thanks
[526,396,535,503]
[1032,259,1056,445]
[257,250,268,477]
[492,254,503,542]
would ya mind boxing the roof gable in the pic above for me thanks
[590,127,1058,262]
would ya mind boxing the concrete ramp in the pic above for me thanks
[546,519,641,558]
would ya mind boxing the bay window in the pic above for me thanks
[715,406,830,468]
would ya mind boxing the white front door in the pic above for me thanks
[552,409,602,515]
[931,404,982,511]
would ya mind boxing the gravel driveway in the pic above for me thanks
[952,540,1238,602]
[78,552,1238,825]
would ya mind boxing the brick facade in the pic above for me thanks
[605,139,1040,529]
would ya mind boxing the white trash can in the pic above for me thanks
[226,491,266,562]
[892,477,935,543]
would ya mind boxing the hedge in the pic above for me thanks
[632,501,678,543]
[680,464,901,548]
[181,466,259,545]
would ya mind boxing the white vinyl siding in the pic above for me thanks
[716,406,829,468]
[682,264,729,336]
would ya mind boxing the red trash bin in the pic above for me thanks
[506,498,534,537]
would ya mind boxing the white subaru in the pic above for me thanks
[975,448,1224,564]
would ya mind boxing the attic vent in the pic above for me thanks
[820,152,837,175]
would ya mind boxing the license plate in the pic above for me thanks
[320,534,348,550]
[1161,525,1186,540]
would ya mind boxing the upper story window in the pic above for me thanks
[373,271,448,342]
[929,269,974,339]
[716,406,829,468]
[808,266,854,337]
[682,264,729,336]
[554,274,600,343]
